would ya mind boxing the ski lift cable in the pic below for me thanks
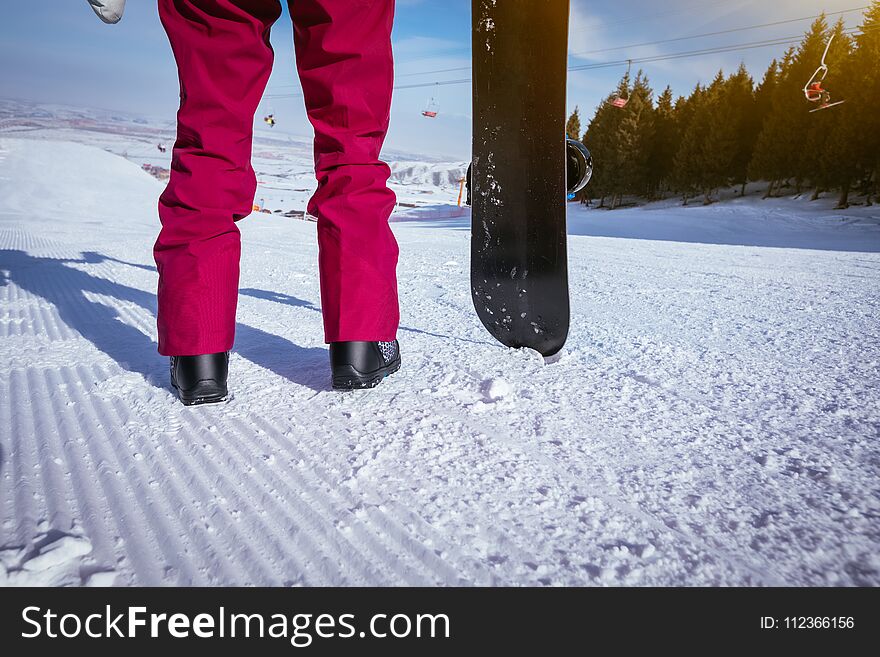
[261,26,866,99]
[264,14,873,99]
[568,5,868,57]
[261,38,802,98]
[264,77,471,99]
[396,66,471,79]
[570,28,864,72]
[393,0,744,78]
[442,29,860,80]
[573,39,805,71]
[391,6,868,80]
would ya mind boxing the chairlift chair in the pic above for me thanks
[422,97,439,118]
[803,34,845,112]
[609,60,633,109]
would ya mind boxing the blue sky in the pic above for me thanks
[0,0,864,159]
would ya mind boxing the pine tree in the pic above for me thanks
[673,80,715,204]
[646,86,678,198]
[745,59,780,195]
[838,1,880,205]
[725,64,757,195]
[700,68,754,202]
[609,71,654,205]
[670,86,699,202]
[749,49,795,197]
[582,99,617,206]
[583,69,632,207]
[566,106,582,140]
[754,59,780,123]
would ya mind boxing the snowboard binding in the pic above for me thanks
[566,138,593,199]
[464,138,592,206]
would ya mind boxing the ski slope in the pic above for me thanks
[1,134,879,587]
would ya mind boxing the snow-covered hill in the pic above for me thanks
[0,99,467,215]
[1,135,878,587]
[389,161,468,188]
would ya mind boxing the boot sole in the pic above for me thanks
[171,382,228,406]
[332,357,401,390]
[177,392,229,406]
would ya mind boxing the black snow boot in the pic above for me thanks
[170,352,230,405]
[330,340,401,390]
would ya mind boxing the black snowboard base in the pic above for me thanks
[470,0,583,357]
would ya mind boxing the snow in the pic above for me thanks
[483,377,512,402]
[1,526,101,587]
[1,115,879,586]
[567,196,880,253]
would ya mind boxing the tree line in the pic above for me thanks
[569,2,880,209]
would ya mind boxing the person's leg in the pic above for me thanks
[156,0,281,356]
[289,0,399,343]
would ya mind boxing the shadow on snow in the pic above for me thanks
[0,250,330,393]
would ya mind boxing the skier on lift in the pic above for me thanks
[804,34,845,112]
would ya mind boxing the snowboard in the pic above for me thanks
[470,0,574,357]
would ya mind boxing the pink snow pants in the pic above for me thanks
[155,0,399,356]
